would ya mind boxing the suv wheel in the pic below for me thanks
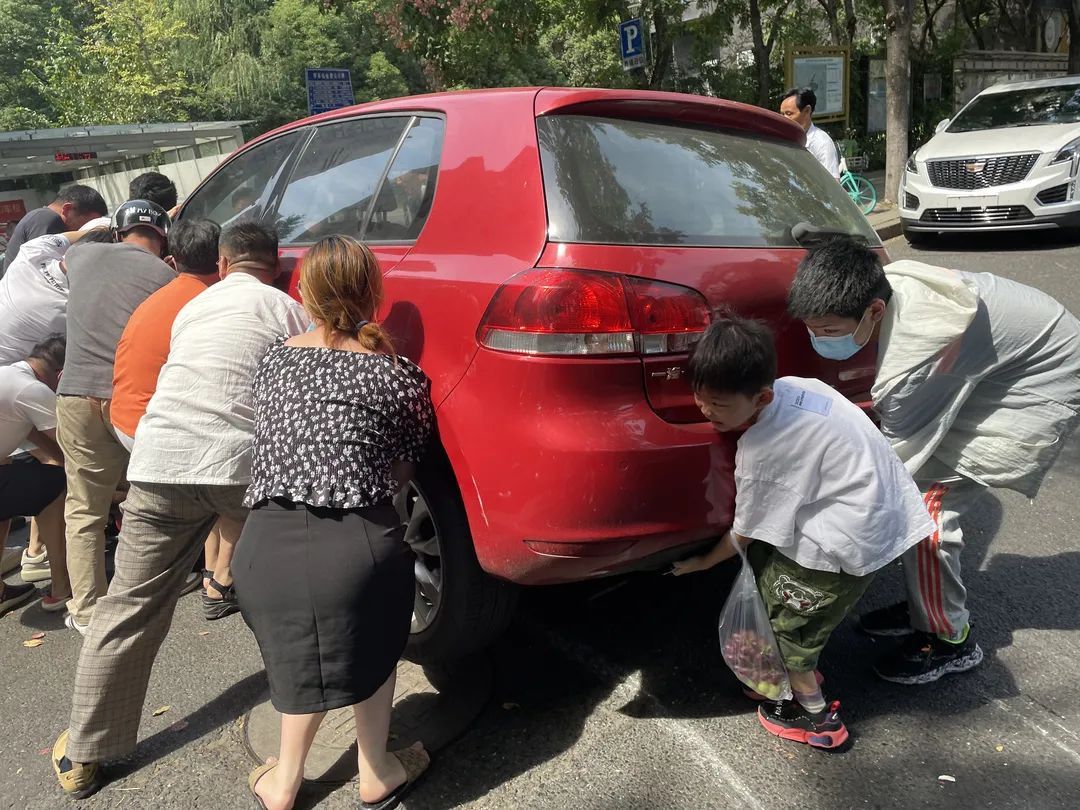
[398,449,518,664]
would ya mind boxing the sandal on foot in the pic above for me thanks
[247,759,278,809]
[202,578,240,620]
[360,744,431,810]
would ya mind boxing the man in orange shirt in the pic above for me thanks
[111,219,241,620]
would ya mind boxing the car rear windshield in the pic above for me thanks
[537,115,876,248]
[948,84,1080,132]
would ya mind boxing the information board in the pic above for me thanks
[305,68,356,116]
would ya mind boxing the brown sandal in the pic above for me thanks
[247,759,278,809]
[359,743,431,810]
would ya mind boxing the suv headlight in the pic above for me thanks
[1051,137,1080,165]
[905,152,919,174]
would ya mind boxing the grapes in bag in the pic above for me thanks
[718,547,792,701]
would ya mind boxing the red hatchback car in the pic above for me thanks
[178,87,880,663]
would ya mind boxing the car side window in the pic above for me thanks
[273,117,410,245]
[364,117,445,242]
[180,130,307,226]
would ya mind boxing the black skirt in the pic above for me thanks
[233,498,414,714]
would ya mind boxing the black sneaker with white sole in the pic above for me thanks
[874,630,984,685]
[859,601,914,637]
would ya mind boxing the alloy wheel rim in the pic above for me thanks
[398,481,443,634]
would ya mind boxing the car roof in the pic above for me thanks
[979,75,1080,95]
[248,86,804,151]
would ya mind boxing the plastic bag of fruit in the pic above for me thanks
[718,547,792,701]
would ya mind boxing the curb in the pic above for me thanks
[868,208,903,242]
[873,217,904,242]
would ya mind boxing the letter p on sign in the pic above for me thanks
[619,18,646,71]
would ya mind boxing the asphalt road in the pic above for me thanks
[3,231,1080,809]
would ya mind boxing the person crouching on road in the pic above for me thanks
[236,235,434,810]
[0,335,70,616]
[672,316,934,749]
[50,221,309,800]
[787,238,1080,684]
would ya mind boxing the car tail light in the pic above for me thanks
[479,268,710,356]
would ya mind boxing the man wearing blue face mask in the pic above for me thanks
[788,237,1080,685]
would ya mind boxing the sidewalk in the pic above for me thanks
[865,169,903,241]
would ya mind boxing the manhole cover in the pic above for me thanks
[243,656,491,783]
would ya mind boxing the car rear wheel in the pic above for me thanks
[398,449,518,664]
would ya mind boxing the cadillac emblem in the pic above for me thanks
[964,161,986,173]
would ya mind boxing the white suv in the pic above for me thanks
[900,76,1080,242]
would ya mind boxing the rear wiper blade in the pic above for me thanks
[790,222,870,247]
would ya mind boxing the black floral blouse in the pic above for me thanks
[245,341,434,509]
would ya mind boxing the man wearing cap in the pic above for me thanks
[55,200,176,634]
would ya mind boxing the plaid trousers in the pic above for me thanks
[64,481,248,763]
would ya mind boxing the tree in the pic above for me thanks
[1068,2,1080,74]
[34,0,192,126]
[746,0,795,108]
[815,0,858,45]
[884,0,913,206]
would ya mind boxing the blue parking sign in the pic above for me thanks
[305,68,356,116]
[619,18,646,72]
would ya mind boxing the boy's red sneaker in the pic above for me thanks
[758,699,849,749]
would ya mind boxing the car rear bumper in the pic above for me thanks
[899,160,1080,232]
[437,350,734,585]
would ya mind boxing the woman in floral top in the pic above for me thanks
[235,235,434,810]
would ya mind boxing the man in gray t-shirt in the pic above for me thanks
[55,200,175,631]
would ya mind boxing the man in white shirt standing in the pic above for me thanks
[51,221,309,799]
[780,87,841,180]
[0,335,70,616]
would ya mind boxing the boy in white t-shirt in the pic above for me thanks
[673,316,933,749]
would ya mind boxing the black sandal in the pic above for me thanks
[201,578,240,620]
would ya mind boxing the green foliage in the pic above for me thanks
[34,0,192,126]
[0,0,988,149]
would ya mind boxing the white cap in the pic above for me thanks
[81,216,111,231]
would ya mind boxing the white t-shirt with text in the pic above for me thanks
[0,234,70,366]
[733,377,933,576]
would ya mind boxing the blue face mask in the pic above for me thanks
[808,311,871,361]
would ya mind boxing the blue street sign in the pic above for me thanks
[305,68,356,116]
[619,18,646,72]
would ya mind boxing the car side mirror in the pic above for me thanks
[935,118,951,134]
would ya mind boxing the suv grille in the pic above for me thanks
[1036,184,1069,205]
[921,206,1034,224]
[927,154,1038,189]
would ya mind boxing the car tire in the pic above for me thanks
[400,447,519,665]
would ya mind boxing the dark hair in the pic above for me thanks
[75,227,113,246]
[54,185,107,217]
[788,237,893,320]
[782,87,817,112]
[169,219,220,275]
[129,172,178,211]
[29,333,65,370]
[689,315,777,397]
[219,221,278,268]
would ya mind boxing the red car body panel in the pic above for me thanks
[184,87,881,586]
